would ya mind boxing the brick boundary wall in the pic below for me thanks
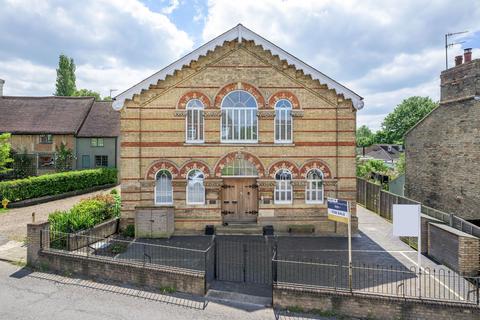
[27,222,205,296]
[273,286,479,320]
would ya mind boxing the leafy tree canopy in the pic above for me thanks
[73,89,102,101]
[378,96,437,144]
[55,54,76,96]
[356,125,375,147]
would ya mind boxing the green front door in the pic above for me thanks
[81,155,90,168]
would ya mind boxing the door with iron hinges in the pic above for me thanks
[221,178,258,223]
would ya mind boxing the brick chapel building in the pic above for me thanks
[113,25,364,237]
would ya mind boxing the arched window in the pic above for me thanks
[275,99,292,143]
[155,170,173,205]
[306,169,324,204]
[275,169,293,204]
[186,169,205,204]
[221,159,258,177]
[221,90,258,142]
[186,99,204,143]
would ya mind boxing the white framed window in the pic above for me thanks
[155,170,173,205]
[186,169,205,204]
[306,169,324,204]
[275,99,292,143]
[221,90,258,143]
[186,99,204,143]
[274,169,293,204]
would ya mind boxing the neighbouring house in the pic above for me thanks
[0,88,120,176]
[405,48,480,222]
[114,24,363,236]
[359,144,404,167]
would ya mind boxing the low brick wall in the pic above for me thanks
[27,221,205,296]
[68,218,119,251]
[428,222,479,276]
[273,285,479,320]
[38,250,205,296]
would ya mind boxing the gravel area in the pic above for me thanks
[0,187,118,242]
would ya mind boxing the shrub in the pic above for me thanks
[0,168,117,202]
[121,224,135,238]
[49,193,120,234]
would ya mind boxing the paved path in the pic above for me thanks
[0,187,117,242]
[0,261,340,320]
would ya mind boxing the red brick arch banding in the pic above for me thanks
[299,159,332,179]
[268,160,300,178]
[177,91,212,109]
[213,151,266,178]
[214,82,266,108]
[268,91,300,109]
[145,160,179,180]
[179,160,211,178]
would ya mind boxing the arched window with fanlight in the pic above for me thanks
[305,169,324,204]
[155,170,173,205]
[275,169,293,204]
[275,99,292,143]
[186,99,204,143]
[186,169,205,204]
[221,90,258,143]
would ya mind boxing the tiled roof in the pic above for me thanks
[0,96,94,134]
[77,101,120,137]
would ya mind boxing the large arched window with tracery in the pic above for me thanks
[275,169,293,204]
[155,170,173,205]
[186,169,205,204]
[221,90,258,143]
[305,169,324,204]
[186,99,204,143]
[275,99,293,143]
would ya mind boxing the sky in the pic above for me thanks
[0,0,479,131]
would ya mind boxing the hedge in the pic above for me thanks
[0,168,117,202]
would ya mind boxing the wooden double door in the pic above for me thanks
[221,178,258,223]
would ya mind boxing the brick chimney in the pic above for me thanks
[0,79,4,96]
[464,48,472,63]
[455,55,463,66]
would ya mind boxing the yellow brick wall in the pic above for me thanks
[120,40,357,235]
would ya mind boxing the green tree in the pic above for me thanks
[395,153,405,176]
[356,125,375,147]
[356,158,390,179]
[55,142,75,172]
[380,96,437,144]
[55,54,76,96]
[73,89,101,100]
[0,133,13,174]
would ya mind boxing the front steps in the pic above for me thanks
[215,223,263,235]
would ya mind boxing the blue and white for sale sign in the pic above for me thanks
[327,198,350,224]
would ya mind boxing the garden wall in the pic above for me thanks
[273,285,479,320]
[67,218,119,251]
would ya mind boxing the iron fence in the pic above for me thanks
[43,230,213,272]
[273,258,480,305]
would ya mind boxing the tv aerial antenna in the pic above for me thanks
[445,31,468,69]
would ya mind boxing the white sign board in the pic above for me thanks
[392,204,421,237]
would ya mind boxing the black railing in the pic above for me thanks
[43,230,211,273]
[273,258,480,305]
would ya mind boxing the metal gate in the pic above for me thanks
[214,237,274,285]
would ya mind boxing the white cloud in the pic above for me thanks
[161,0,180,14]
[0,0,194,95]
[202,0,480,129]
[0,59,56,96]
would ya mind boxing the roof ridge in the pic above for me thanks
[1,96,95,100]
[112,24,363,110]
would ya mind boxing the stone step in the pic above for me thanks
[206,289,272,307]
[216,225,263,235]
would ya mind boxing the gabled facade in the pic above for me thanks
[116,25,363,235]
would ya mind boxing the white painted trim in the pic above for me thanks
[113,24,363,110]
[274,99,293,144]
[154,170,173,206]
[220,89,259,143]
